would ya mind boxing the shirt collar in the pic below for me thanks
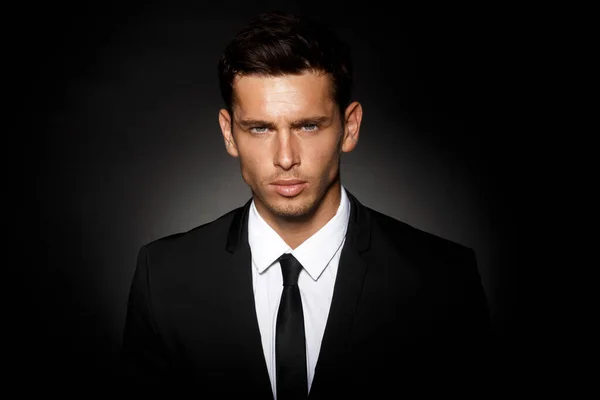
[247,185,351,281]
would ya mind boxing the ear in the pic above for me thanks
[218,108,239,158]
[341,101,363,153]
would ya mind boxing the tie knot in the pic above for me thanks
[278,254,303,286]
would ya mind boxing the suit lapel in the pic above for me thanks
[223,199,273,396]
[309,190,371,396]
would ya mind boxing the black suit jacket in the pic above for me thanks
[120,190,495,398]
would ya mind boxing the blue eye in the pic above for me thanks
[302,124,318,131]
[250,127,268,134]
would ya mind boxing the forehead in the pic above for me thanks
[231,71,336,119]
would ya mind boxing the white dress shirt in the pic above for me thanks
[248,185,351,399]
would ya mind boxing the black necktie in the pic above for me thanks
[276,253,308,400]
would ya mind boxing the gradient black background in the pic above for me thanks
[23,0,535,389]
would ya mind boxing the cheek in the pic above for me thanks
[238,148,268,182]
[307,140,340,170]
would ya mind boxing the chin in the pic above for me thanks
[259,191,317,219]
[270,198,315,218]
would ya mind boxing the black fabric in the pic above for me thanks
[119,190,497,398]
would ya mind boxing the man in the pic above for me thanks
[120,11,494,399]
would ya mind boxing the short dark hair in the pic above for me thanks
[217,11,353,117]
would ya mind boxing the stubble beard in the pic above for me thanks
[248,147,344,222]
[254,185,321,221]
[254,169,340,222]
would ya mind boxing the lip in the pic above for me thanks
[270,180,307,197]
[270,179,306,185]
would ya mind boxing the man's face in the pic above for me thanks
[218,70,361,221]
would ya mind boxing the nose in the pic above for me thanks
[273,130,300,170]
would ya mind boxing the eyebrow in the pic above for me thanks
[236,116,330,130]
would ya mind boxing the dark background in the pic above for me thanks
[21,0,535,389]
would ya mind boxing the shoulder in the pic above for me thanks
[359,203,484,301]
[365,205,475,264]
[139,205,241,262]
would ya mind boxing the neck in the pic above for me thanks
[256,181,342,249]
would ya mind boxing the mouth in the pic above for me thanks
[269,180,308,197]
